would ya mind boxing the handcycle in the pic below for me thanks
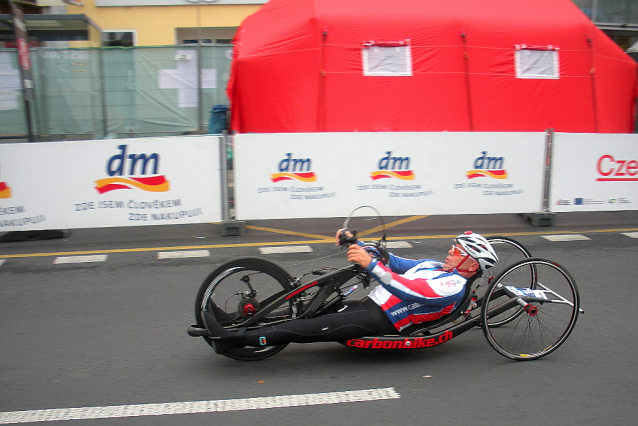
[188,209,582,362]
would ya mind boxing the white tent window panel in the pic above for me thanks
[362,43,413,76]
[515,47,560,79]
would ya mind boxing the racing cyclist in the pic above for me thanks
[202,231,498,354]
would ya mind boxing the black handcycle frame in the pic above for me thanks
[189,235,582,361]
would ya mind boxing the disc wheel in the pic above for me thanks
[481,258,580,361]
[195,257,295,361]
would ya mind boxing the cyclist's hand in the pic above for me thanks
[347,244,372,269]
[335,229,355,246]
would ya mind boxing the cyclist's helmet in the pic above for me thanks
[455,231,499,271]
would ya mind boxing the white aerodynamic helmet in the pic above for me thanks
[455,231,499,271]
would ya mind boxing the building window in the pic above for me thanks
[362,40,413,76]
[514,46,559,79]
[572,0,638,24]
[183,39,213,44]
[103,31,135,47]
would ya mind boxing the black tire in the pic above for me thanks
[194,257,294,361]
[481,258,580,361]
[479,236,536,327]
[484,236,533,286]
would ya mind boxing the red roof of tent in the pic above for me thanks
[227,0,638,133]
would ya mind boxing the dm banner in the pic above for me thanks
[0,136,222,231]
[233,132,546,220]
[550,133,637,212]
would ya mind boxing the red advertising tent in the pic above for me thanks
[227,0,637,133]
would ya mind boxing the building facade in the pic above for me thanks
[6,1,637,51]
[47,0,266,46]
[1,0,636,140]
[572,0,638,52]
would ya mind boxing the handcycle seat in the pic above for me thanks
[397,272,482,336]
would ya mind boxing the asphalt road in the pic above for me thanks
[1,211,637,425]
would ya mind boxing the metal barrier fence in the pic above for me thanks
[1,131,635,235]
[231,131,637,223]
[0,44,233,141]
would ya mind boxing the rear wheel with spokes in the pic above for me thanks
[483,236,534,287]
[477,237,536,327]
[194,257,295,361]
[481,258,580,360]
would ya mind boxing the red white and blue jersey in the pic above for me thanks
[366,254,467,331]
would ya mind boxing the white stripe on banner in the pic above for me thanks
[0,388,400,424]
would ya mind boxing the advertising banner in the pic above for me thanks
[0,136,222,231]
[233,132,545,220]
[550,133,637,212]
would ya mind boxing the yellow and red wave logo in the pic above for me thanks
[466,169,508,179]
[270,172,316,183]
[97,145,170,194]
[372,152,414,180]
[467,151,508,179]
[370,170,415,181]
[272,153,316,183]
[94,175,170,194]
[0,181,11,199]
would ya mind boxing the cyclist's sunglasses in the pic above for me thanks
[450,245,469,257]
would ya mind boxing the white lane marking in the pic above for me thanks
[0,388,400,424]
[541,234,591,242]
[387,241,412,249]
[53,255,108,264]
[0,259,5,267]
[259,245,313,254]
[157,250,210,259]
[622,232,638,239]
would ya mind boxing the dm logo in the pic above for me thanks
[270,153,317,183]
[94,145,170,194]
[466,151,508,179]
[370,151,415,181]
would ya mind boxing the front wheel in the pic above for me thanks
[481,258,580,361]
[194,257,295,361]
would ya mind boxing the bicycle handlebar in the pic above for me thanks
[338,229,358,246]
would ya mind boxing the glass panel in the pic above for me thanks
[596,0,638,24]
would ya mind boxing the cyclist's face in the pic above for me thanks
[444,244,477,271]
